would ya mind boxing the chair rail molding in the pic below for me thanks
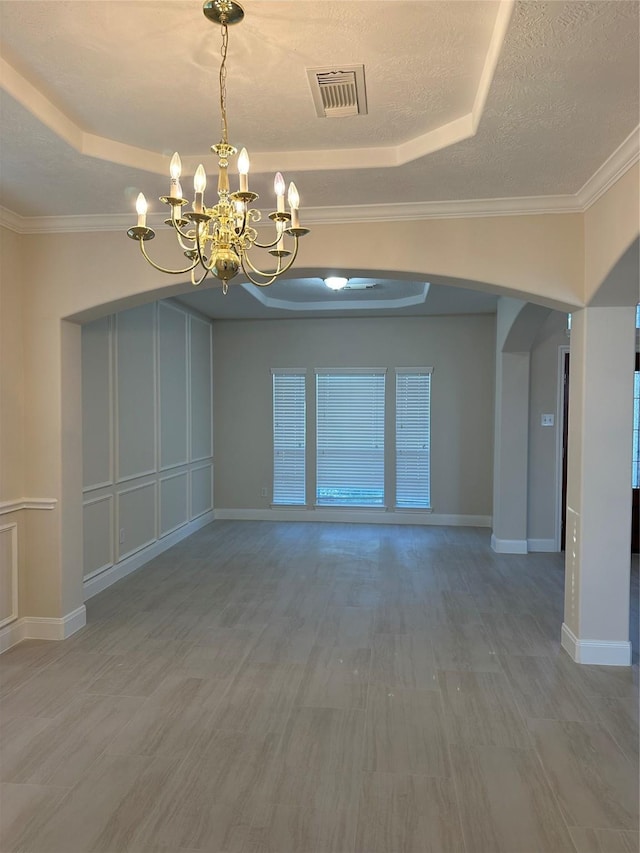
[0,498,57,516]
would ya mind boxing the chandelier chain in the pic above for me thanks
[219,21,229,144]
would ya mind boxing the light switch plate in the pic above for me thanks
[541,413,554,427]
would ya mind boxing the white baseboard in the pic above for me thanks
[491,533,528,554]
[561,622,632,667]
[527,538,557,553]
[0,605,86,654]
[83,510,215,600]
[214,508,492,527]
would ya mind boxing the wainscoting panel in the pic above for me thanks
[82,494,114,580]
[160,470,189,537]
[0,523,18,627]
[117,481,157,561]
[158,303,188,470]
[190,316,213,462]
[81,316,112,490]
[191,463,213,519]
[115,303,157,482]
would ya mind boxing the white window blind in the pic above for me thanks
[396,369,432,509]
[272,370,306,505]
[316,370,385,506]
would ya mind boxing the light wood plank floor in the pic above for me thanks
[1,522,638,853]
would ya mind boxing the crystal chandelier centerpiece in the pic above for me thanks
[127,0,309,293]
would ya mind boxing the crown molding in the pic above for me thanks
[0,196,581,235]
[2,124,637,235]
[575,124,640,210]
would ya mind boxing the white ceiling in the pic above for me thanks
[0,0,637,319]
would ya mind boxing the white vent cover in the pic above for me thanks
[307,65,368,118]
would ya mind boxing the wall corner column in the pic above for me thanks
[562,306,635,666]
[491,299,531,554]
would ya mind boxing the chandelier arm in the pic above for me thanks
[253,222,287,250]
[170,211,198,250]
[194,224,216,272]
[139,239,200,275]
[240,264,280,288]
[252,234,285,250]
[240,247,284,281]
[173,223,199,252]
[191,265,210,287]
[240,239,301,285]
[270,239,301,275]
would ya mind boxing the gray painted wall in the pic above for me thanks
[527,311,570,545]
[212,315,496,517]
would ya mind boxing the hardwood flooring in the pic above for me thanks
[1,521,638,852]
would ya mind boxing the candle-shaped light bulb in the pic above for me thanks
[193,164,206,213]
[136,192,147,227]
[194,164,207,193]
[169,152,182,199]
[170,152,182,180]
[274,171,286,212]
[238,147,250,193]
[287,182,299,210]
[288,182,300,229]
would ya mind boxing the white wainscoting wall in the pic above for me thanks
[0,500,78,653]
[81,300,214,599]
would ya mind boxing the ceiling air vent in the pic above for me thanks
[307,65,368,118]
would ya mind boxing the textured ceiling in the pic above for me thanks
[0,0,638,220]
[0,0,499,153]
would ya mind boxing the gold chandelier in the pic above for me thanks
[127,0,309,293]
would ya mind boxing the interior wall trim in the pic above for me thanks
[1,124,637,235]
[490,533,528,554]
[0,605,86,654]
[214,508,491,528]
[0,498,57,516]
[561,622,632,667]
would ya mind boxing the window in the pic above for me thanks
[316,370,385,506]
[272,370,306,505]
[396,369,432,508]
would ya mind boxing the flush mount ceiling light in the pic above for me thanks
[324,277,349,291]
[127,0,309,293]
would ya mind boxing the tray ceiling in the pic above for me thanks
[0,0,638,221]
